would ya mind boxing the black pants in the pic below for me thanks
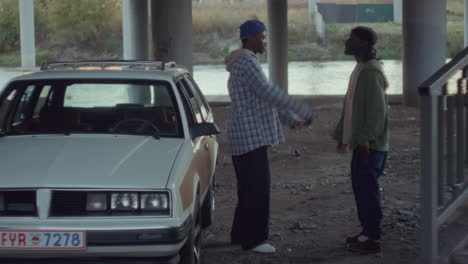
[231,146,270,250]
[351,148,388,239]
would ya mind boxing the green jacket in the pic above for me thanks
[333,59,389,152]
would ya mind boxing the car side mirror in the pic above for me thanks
[191,122,220,138]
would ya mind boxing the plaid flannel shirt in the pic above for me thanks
[227,53,313,155]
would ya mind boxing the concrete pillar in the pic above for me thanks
[314,11,326,41]
[402,0,446,107]
[465,0,468,46]
[308,0,319,16]
[122,0,150,104]
[19,0,36,69]
[151,0,193,73]
[122,0,148,60]
[393,0,402,24]
[267,0,288,92]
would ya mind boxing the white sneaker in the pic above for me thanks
[251,243,276,254]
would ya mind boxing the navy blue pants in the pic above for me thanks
[351,148,387,239]
[231,146,270,250]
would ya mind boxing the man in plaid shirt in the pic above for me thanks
[224,19,313,254]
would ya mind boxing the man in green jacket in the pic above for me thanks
[333,26,389,254]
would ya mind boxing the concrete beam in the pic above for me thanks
[19,0,36,69]
[267,0,288,92]
[151,0,193,73]
[394,0,402,24]
[122,0,149,60]
[402,0,446,107]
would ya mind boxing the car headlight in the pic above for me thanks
[111,193,138,211]
[82,191,170,215]
[86,193,107,211]
[141,193,169,211]
[0,192,4,211]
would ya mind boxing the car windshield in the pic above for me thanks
[0,80,182,138]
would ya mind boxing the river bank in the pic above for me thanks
[0,59,405,96]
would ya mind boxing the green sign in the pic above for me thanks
[357,4,394,23]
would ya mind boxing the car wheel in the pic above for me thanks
[179,190,202,264]
[201,179,215,229]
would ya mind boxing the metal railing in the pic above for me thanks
[419,46,468,264]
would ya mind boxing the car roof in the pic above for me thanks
[9,61,190,83]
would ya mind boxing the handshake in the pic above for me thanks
[289,117,313,130]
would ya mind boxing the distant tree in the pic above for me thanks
[0,0,19,52]
[42,0,121,51]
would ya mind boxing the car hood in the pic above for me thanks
[0,135,184,189]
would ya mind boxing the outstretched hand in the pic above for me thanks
[357,144,370,156]
[336,142,347,153]
[289,118,313,130]
[289,121,303,130]
[302,117,313,127]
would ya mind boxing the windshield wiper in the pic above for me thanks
[110,128,160,139]
[109,119,161,139]
[144,126,160,139]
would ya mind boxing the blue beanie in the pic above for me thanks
[239,20,266,40]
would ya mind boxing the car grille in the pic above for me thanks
[0,191,37,216]
[50,191,87,216]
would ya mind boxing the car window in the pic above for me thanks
[2,80,182,138]
[33,85,52,115]
[177,79,203,124]
[176,81,196,125]
[64,83,146,107]
[13,86,36,124]
[183,75,211,120]
[0,89,18,132]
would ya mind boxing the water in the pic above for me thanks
[195,59,403,96]
[0,69,23,88]
[0,60,403,98]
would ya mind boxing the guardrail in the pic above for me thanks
[418,46,468,263]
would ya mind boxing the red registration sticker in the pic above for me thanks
[0,230,86,250]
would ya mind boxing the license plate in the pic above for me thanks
[0,230,86,250]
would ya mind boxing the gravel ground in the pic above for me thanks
[201,95,420,264]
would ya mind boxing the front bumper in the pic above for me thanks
[87,217,191,246]
[0,216,191,259]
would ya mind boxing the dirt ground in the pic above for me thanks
[201,96,421,264]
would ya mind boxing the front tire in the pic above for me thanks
[201,179,215,229]
[179,190,202,264]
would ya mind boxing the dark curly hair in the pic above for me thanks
[351,26,378,61]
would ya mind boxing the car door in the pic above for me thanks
[175,77,212,197]
[183,75,218,178]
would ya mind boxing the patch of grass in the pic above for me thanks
[104,37,122,55]
[447,0,464,21]
[288,7,317,45]
[0,53,20,66]
[0,49,56,67]
[288,43,329,61]
[36,49,55,66]
[447,21,464,58]
[193,1,267,38]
